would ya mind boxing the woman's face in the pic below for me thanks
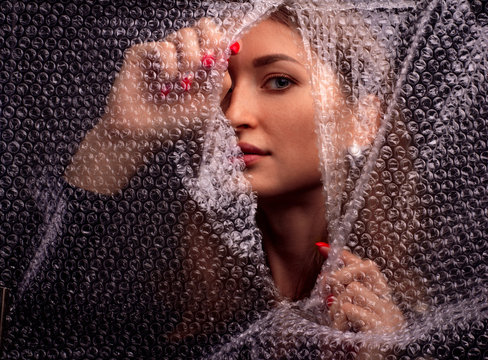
[223,19,346,199]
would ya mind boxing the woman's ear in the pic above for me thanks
[348,94,381,154]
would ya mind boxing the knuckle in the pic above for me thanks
[125,43,155,60]
[364,259,378,270]
[196,17,211,31]
[165,31,177,42]
[178,27,197,40]
[124,44,141,59]
[199,17,220,33]
[160,41,176,53]
[198,17,216,27]
[348,281,362,292]
[368,259,378,268]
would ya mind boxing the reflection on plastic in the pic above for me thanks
[0,287,8,350]
[0,0,486,359]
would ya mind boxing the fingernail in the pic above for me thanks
[201,53,216,69]
[161,82,172,96]
[230,41,240,55]
[327,294,335,307]
[181,76,193,91]
[315,242,330,248]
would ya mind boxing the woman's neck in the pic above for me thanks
[258,186,326,300]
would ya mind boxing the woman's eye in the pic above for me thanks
[264,76,293,90]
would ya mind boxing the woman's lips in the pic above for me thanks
[238,142,269,166]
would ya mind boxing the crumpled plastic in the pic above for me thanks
[0,0,487,358]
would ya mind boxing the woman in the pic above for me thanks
[65,2,405,341]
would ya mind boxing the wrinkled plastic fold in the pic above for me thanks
[0,0,487,358]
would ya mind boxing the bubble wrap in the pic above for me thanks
[0,0,487,359]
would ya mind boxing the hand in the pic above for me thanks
[65,18,234,194]
[105,17,229,138]
[317,244,405,333]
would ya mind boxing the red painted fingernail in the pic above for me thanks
[181,76,192,91]
[161,82,172,96]
[326,295,335,307]
[201,53,216,69]
[315,242,330,248]
[230,41,240,55]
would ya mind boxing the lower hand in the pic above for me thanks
[317,244,405,333]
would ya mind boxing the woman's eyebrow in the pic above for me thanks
[252,54,301,67]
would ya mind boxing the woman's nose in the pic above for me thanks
[224,85,258,131]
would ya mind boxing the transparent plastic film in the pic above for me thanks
[0,0,487,359]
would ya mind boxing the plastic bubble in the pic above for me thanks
[1,0,487,358]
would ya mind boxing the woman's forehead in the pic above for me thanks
[238,19,304,58]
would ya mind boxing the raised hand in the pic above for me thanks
[65,18,233,193]
[105,17,229,136]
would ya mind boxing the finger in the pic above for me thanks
[344,282,388,315]
[170,27,201,71]
[327,262,390,297]
[340,249,362,266]
[330,260,385,285]
[155,41,178,79]
[315,242,330,259]
[197,18,225,55]
[342,302,381,332]
[123,42,178,93]
[332,310,348,332]
[328,292,348,331]
[153,42,178,97]
[329,291,368,332]
[341,292,404,333]
[197,18,228,73]
[328,290,351,322]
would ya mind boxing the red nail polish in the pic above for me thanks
[181,76,193,91]
[161,82,172,96]
[326,294,335,307]
[315,242,330,248]
[230,41,240,55]
[201,53,216,69]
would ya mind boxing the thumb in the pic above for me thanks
[315,242,330,259]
